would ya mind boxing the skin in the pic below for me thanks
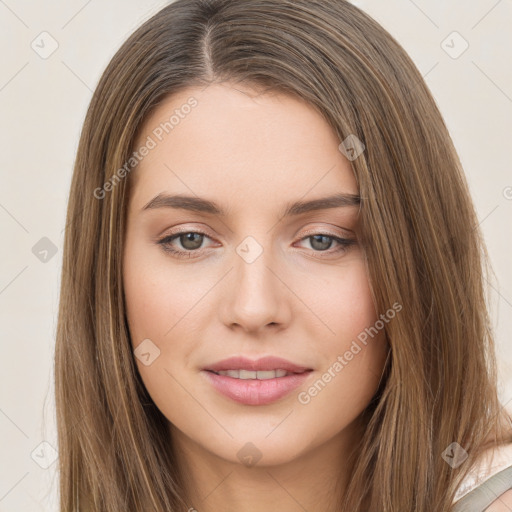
[123,82,389,512]
[485,490,512,511]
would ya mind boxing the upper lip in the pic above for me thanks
[203,356,312,373]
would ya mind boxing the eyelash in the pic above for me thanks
[156,229,356,260]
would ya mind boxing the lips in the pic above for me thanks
[201,356,313,405]
[214,369,291,379]
[203,356,312,374]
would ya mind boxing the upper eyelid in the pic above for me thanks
[159,228,354,249]
[161,227,353,241]
[162,221,354,238]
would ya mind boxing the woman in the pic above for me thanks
[55,0,512,510]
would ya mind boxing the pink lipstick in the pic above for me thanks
[202,356,313,406]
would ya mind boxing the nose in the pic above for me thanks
[220,238,291,334]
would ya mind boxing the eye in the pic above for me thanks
[294,233,356,258]
[157,230,215,259]
[157,229,356,259]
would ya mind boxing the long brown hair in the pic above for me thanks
[55,0,512,510]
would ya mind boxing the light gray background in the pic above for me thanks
[0,0,511,510]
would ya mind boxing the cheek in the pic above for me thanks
[123,242,204,347]
[122,242,217,396]
[311,259,379,345]
[298,260,388,407]
[122,251,202,421]
[124,269,187,343]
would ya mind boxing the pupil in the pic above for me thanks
[311,235,331,251]
[182,233,203,250]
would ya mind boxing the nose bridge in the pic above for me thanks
[225,233,287,330]
[234,233,277,299]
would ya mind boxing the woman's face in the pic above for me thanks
[123,82,389,468]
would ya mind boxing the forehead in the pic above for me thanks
[128,82,358,212]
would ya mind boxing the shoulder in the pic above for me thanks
[453,442,512,505]
[484,489,512,511]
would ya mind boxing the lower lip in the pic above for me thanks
[202,370,312,405]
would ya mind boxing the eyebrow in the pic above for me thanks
[141,192,360,217]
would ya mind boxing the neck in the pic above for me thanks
[170,416,364,512]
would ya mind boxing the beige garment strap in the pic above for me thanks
[451,465,512,511]
[454,443,512,501]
